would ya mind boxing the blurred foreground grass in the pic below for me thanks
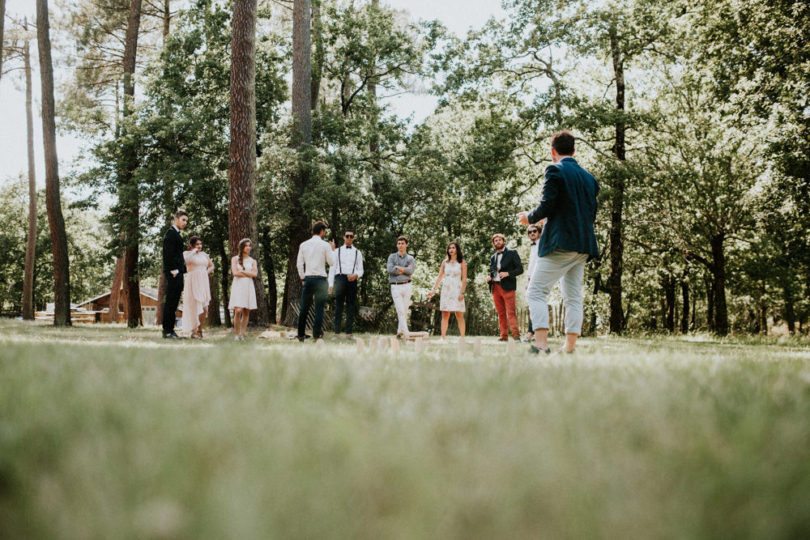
[1,320,809,538]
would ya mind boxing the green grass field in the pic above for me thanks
[1,320,809,539]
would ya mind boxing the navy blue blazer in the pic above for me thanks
[488,247,523,292]
[527,157,599,260]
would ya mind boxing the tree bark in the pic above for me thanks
[36,0,71,326]
[310,0,323,110]
[368,0,381,168]
[782,283,796,335]
[163,0,171,42]
[121,0,143,328]
[663,274,676,333]
[607,25,626,334]
[155,272,166,324]
[292,0,312,145]
[107,255,124,322]
[710,233,728,335]
[680,278,689,334]
[758,294,767,335]
[261,228,277,324]
[208,271,221,326]
[706,275,714,332]
[219,242,232,328]
[281,0,312,327]
[22,29,37,320]
[229,0,269,326]
[0,0,5,80]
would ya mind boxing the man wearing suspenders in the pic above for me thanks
[328,230,364,338]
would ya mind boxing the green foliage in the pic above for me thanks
[0,182,112,313]
[7,0,807,332]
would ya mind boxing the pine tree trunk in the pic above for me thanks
[758,294,767,335]
[219,242,232,328]
[663,275,675,333]
[229,0,269,326]
[292,0,312,145]
[368,0,380,168]
[261,228,277,324]
[208,272,221,326]
[680,279,689,334]
[310,0,323,110]
[607,26,625,334]
[163,0,171,41]
[0,0,5,80]
[281,211,309,327]
[121,0,143,328]
[710,233,728,335]
[36,0,71,326]
[22,31,37,320]
[107,255,124,322]
[281,0,312,327]
[706,275,714,332]
[783,284,796,335]
[155,272,166,324]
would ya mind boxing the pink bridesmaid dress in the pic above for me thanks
[182,250,212,336]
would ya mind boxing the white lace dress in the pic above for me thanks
[440,260,465,312]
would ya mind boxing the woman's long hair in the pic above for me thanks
[238,238,251,268]
[446,241,464,263]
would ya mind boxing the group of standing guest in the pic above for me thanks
[161,129,598,354]
[161,209,258,340]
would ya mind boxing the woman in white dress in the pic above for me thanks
[427,241,467,341]
[229,238,258,341]
[182,236,215,338]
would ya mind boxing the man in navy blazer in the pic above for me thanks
[519,130,599,354]
[485,233,524,341]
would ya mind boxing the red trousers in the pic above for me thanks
[492,283,520,339]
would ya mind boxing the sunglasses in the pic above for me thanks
[528,229,539,234]
[345,234,354,238]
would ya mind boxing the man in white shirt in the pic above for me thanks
[328,230,364,338]
[296,221,336,341]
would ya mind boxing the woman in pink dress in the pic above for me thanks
[182,236,214,338]
[229,238,258,341]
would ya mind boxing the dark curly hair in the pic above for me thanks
[188,236,200,249]
[446,241,464,263]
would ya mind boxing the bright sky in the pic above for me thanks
[0,0,505,187]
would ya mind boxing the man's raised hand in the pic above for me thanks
[518,211,530,226]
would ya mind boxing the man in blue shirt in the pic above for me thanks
[387,236,415,338]
[519,130,599,354]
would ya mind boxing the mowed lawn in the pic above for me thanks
[1,320,809,539]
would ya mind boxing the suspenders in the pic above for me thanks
[338,247,359,276]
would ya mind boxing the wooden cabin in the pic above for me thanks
[75,287,182,325]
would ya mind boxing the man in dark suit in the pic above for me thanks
[162,209,188,338]
[485,233,524,341]
[519,130,599,354]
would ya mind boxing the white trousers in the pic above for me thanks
[390,282,412,335]
[527,249,588,335]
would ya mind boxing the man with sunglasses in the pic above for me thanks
[525,224,543,341]
[328,231,364,338]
